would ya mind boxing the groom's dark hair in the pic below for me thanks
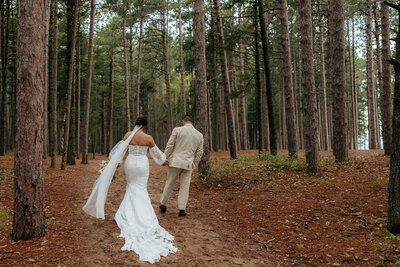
[182,115,192,122]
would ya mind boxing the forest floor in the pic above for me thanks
[0,149,399,266]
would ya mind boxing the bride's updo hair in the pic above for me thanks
[135,117,148,126]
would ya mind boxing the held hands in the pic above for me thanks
[162,160,169,166]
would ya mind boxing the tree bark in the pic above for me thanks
[76,24,81,159]
[258,0,276,155]
[381,0,392,155]
[61,0,79,170]
[50,0,58,168]
[238,6,248,150]
[162,9,173,135]
[67,63,76,165]
[318,0,330,151]
[194,0,210,174]
[373,2,382,149]
[300,0,319,172]
[129,26,135,122]
[0,1,3,156]
[136,15,144,119]
[387,1,400,234]
[13,0,46,240]
[0,0,9,156]
[213,0,237,159]
[81,0,96,164]
[43,0,51,159]
[123,7,131,132]
[346,21,354,149]
[366,0,379,149]
[254,2,263,153]
[228,13,240,151]
[178,0,186,115]
[211,10,220,151]
[280,0,298,157]
[352,19,358,149]
[108,51,114,151]
[328,0,348,161]
[0,0,3,156]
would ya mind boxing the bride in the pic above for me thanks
[83,117,177,264]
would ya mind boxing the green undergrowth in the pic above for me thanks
[198,153,361,182]
[0,168,13,231]
[0,210,12,231]
[374,227,400,266]
[0,168,13,182]
[199,152,307,181]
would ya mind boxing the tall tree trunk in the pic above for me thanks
[0,1,4,156]
[346,21,354,149]
[373,2,382,149]
[292,47,300,148]
[108,51,114,151]
[228,14,240,151]
[211,10,220,151]
[194,0,210,174]
[258,0,276,155]
[254,2,263,153]
[61,0,79,170]
[386,0,400,234]
[13,0,46,240]
[318,0,330,151]
[329,0,348,161]
[81,0,96,164]
[0,0,9,156]
[239,6,248,150]
[232,63,241,151]
[220,75,226,151]
[136,15,144,119]
[280,0,298,157]
[366,0,378,149]
[178,0,186,115]
[67,64,76,165]
[43,0,50,159]
[92,85,97,159]
[300,0,319,172]
[76,25,81,159]
[162,9,173,135]
[262,70,270,150]
[381,0,392,155]
[352,19,358,149]
[213,0,237,159]
[101,91,106,154]
[10,6,17,151]
[129,26,135,122]
[50,0,58,168]
[123,8,130,132]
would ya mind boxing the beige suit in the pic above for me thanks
[160,123,204,210]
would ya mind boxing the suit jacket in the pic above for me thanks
[164,124,204,170]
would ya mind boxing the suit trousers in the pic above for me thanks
[160,166,193,210]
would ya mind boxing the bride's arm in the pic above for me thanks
[148,136,166,165]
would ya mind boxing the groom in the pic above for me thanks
[160,115,204,216]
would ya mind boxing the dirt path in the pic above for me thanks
[64,155,281,266]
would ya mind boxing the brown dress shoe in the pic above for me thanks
[178,210,187,216]
[159,204,167,213]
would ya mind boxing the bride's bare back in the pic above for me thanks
[123,129,155,148]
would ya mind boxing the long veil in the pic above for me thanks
[82,125,142,219]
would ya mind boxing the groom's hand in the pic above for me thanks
[162,160,169,166]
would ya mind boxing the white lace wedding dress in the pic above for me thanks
[114,145,178,263]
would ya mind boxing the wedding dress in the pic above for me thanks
[83,125,177,264]
[114,145,177,263]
